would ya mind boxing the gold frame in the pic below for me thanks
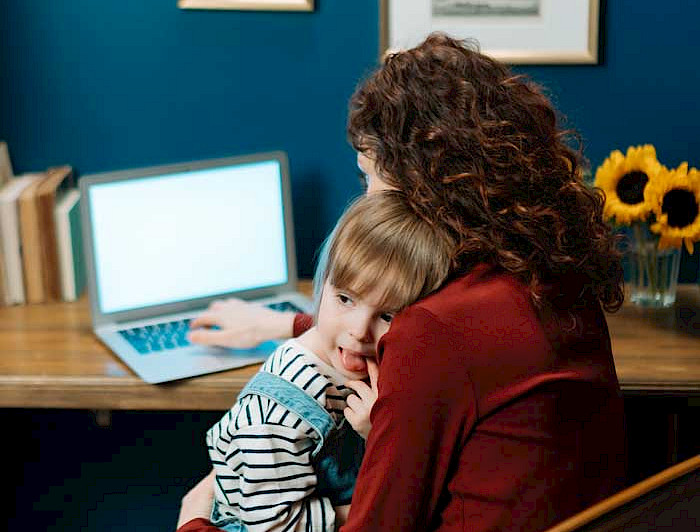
[178,0,314,11]
[379,0,600,65]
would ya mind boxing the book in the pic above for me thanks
[0,141,13,187]
[0,174,42,304]
[54,189,85,301]
[36,165,74,301]
[18,171,47,303]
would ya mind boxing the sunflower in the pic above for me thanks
[594,144,663,224]
[647,163,700,254]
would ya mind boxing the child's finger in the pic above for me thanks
[344,406,358,425]
[345,380,373,402]
[346,392,367,413]
[367,358,379,390]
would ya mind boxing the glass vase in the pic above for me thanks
[627,224,681,308]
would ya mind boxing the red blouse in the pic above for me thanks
[340,265,626,531]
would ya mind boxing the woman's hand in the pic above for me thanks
[344,358,379,440]
[177,469,216,528]
[188,298,296,348]
[334,504,351,530]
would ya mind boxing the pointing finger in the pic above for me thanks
[367,358,379,390]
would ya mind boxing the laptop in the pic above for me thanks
[79,151,313,384]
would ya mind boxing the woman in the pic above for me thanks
[179,33,627,531]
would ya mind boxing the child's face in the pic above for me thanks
[314,280,395,380]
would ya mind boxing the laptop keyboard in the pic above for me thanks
[265,301,306,313]
[118,301,306,355]
[118,318,192,355]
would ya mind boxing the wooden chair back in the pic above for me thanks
[544,454,700,531]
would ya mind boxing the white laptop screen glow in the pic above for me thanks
[88,160,288,314]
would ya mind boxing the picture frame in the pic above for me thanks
[178,0,314,11]
[380,0,600,64]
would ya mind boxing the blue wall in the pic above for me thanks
[2,0,699,279]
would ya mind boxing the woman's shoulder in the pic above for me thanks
[381,265,539,365]
[410,264,531,320]
[380,265,618,413]
[375,266,542,409]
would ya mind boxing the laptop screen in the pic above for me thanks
[85,158,289,315]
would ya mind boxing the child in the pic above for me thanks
[204,190,453,532]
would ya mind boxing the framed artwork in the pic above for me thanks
[178,0,314,11]
[380,0,600,64]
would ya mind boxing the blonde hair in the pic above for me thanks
[314,191,453,313]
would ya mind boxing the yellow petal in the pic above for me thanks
[684,238,694,254]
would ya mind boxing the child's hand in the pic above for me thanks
[344,358,379,439]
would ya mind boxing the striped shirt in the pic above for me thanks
[207,339,355,532]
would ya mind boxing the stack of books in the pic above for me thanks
[0,141,85,305]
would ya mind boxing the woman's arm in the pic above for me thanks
[176,470,220,531]
[187,298,312,347]
[177,518,222,532]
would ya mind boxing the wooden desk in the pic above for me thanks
[0,283,698,411]
[606,285,700,395]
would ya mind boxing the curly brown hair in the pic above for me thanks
[348,32,623,312]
